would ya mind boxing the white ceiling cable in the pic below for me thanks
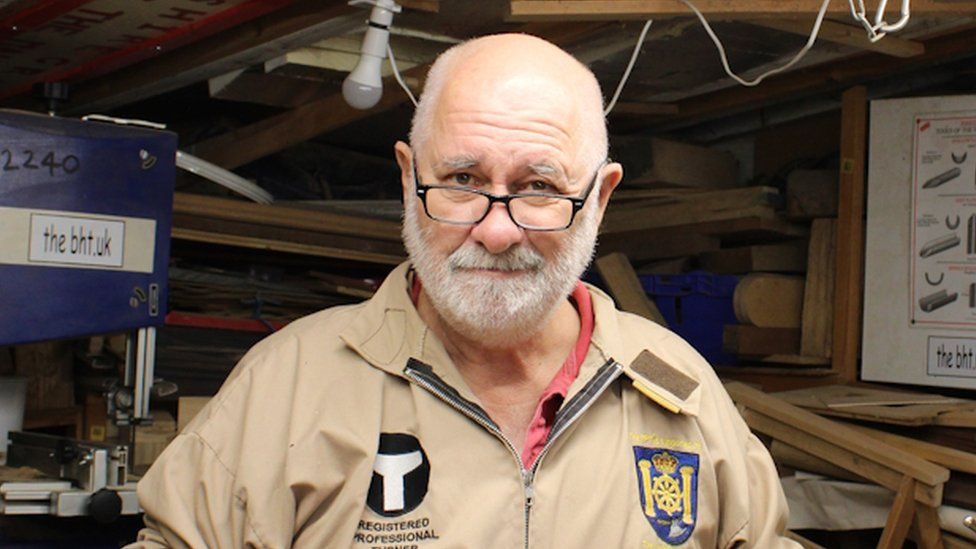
[681,0,832,87]
[175,151,274,204]
[384,0,909,117]
[601,0,912,114]
[604,20,654,115]
[387,42,419,107]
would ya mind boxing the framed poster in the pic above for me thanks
[864,95,976,388]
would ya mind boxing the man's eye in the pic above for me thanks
[452,173,473,185]
[527,180,556,193]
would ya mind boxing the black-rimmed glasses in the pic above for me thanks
[412,158,604,231]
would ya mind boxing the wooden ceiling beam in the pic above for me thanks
[398,0,440,12]
[657,23,976,127]
[609,102,679,116]
[56,0,359,115]
[509,0,976,21]
[190,22,611,170]
[751,18,924,58]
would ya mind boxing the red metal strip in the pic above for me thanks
[165,311,287,333]
[0,0,300,102]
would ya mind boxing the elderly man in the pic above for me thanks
[131,34,798,548]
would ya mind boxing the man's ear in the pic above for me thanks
[596,161,623,216]
[394,141,413,198]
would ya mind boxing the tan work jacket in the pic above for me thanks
[130,262,798,548]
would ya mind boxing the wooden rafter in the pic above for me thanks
[56,0,358,115]
[509,0,976,21]
[609,102,679,116]
[750,18,924,57]
[653,23,976,127]
[398,0,440,12]
[191,22,612,170]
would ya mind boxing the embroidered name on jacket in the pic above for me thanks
[367,433,430,517]
[633,447,699,545]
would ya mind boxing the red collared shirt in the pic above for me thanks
[409,275,593,470]
[521,281,592,469]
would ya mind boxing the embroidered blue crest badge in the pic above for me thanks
[633,447,699,545]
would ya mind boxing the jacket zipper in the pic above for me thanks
[521,360,624,547]
[403,358,623,549]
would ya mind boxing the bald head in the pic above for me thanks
[410,34,608,173]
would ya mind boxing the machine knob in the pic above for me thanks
[88,488,122,524]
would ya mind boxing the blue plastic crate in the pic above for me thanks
[640,272,740,366]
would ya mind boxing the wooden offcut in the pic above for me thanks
[699,241,807,274]
[911,503,944,549]
[843,422,976,475]
[801,219,836,358]
[603,216,807,245]
[786,170,839,220]
[134,411,178,468]
[13,341,74,411]
[600,232,719,263]
[774,384,975,426]
[726,382,949,508]
[594,253,668,327]
[610,136,738,188]
[636,256,694,275]
[602,186,780,235]
[733,274,805,328]
[877,476,917,549]
[723,325,800,356]
[770,440,864,482]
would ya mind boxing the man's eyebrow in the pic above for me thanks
[527,161,568,181]
[436,156,479,171]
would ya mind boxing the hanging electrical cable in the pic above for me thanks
[681,0,831,87]
[378,0,911,115]
[388,42,419,107]
[604,20,653,115]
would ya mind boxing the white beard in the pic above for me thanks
[402,192,601,346]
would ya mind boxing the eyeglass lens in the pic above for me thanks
[425,188,573,229]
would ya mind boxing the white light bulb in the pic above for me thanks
[342,0,399,110]
[343,54,384,109]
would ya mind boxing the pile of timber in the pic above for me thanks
[168,265,376,320]
[171,192,406,266]
[595,142,836,370]
[600,185,806,262]
[730,383,976,548]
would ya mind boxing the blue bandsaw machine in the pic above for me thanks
[0,110,176,346]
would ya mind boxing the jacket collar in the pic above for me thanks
[340,262,701,416]
[338,262,479,402]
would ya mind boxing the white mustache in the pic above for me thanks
[448,244,544,272]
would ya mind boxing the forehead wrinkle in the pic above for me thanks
[445,109,575,145]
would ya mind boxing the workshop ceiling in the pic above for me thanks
[1,0,976,200]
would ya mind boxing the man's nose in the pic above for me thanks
[469,202,524,254]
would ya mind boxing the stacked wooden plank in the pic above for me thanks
[167,265,374,321]
[601,185,805,256]
[599,135,844,370]
[748,384,976,546]
[172,192,406,266]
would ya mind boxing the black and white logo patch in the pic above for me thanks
[367,433,430,517]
